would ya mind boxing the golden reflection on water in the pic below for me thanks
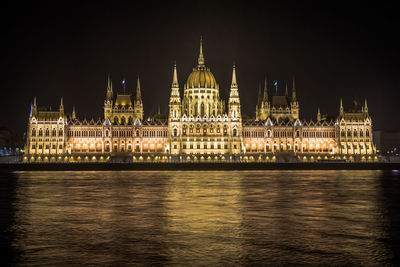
[9,170,395,265]
[163,172,243,265]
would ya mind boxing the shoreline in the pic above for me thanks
[1,162,400,171]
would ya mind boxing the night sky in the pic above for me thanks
[2,1,400,136]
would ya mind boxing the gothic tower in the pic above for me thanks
[228,64,243,154]
[168,63,182,155]
[104,75,113,120]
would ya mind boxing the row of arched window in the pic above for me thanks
[68,130,102,137]
[113,116,134,124]
[66,129,168,138]
[341,129,370,138]
[31,128,63,137]
[242,129,336,138]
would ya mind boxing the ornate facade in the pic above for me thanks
[24,39,377,163]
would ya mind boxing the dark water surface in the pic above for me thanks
[1,170,400,266]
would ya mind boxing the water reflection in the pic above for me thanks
[164,172,243,265]
[2,170,399,265]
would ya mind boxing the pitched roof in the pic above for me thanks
[114,94,133,106]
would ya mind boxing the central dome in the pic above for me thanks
[186,66,217,89]
[185,37,218,90]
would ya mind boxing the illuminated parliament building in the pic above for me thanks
[24,39,377,163]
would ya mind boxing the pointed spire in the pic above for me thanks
[257,83,262,106]
[285,83,288,97]
[292,77,297,101]
[364,98,368,114]
[198,36,205,66]
[230,64,237,89]
[136,76,141,101]
[72,106,76,120]
[317,107,321,122]
[59,97,64,116]
[172,62,179,88]
[107,74,113,92]
[106,75,113,101]
[263,78,268,102]
[340,98,344,115]
[32,96,37,117]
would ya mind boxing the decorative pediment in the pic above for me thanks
[103,118,111,126]
[294,118,302,127]
[265,118,273,127]
[134,118,142,126]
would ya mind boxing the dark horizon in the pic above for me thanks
[2,1,400,136]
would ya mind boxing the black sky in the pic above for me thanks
[2,0,400,135]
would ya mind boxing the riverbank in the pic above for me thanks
[1,162,400,171]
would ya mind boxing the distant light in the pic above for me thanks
[122,80,126,84]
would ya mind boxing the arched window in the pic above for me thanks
[366,129,370,137]
[105,130,109,137]
[59,129,63,136]
[296,131,300,138]
[173,128,178,137]
[353,130,357,137]
[52,129,56,136]
[128,117,133,124]
[136,130,140,137]
[341,131,345,137]
[32,129,36,136]
[360,130,363,137]
[233,128,237,136]
[114,117,119,124]
[347,129,351,137]
[45,129,50,136]
[121,117,126,124]
[201,103,205,116]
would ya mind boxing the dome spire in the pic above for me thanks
[198,36,205,66]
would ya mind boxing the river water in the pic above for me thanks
[1,170,399,266]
